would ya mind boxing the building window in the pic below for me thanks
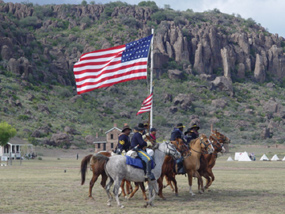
[111,134,113,139]
[111,143,114,149]
[103,143,106,150]
[98,143,100,149]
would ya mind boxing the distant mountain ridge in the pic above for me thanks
[1,1,285,148]
[0,1,284,85]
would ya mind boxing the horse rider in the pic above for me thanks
[170,123,186,144]
[170,123,186,174]
[131,123,155,180]
[184,123,200,145]
[143,127,157,145]
[114,124,132,155]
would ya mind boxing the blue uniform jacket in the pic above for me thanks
[116,134,131,153]
[170,128,183,141]
[131,132,147,150]
[185,131,199,143]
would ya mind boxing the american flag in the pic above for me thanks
[73,35,153,94]
[136,92,153,115]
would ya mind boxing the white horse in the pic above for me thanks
[101,141,181,208]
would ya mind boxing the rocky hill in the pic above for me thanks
[0,1,285,148]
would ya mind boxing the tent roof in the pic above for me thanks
[260,154,269,161]
[238,152,252,161]
[227,156,233,161]
[271,154,279,161]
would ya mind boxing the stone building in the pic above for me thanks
[93,124,122,152]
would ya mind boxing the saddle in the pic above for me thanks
[125,156,155,170]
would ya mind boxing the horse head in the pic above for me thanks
[170,138,188,155]
[211,127,231,144]
[199,134,214,154]
[210,129,230,153]
[160,141,181,160]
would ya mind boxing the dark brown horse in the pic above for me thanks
[81,152,111,199]
[198,128,230,190]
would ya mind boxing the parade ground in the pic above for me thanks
[0,146,284,214]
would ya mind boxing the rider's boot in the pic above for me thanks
[145,161,155,180]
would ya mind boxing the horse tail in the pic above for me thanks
[80,154,93,185]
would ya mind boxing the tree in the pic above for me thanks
[81,0,87,6]
[0,122,17,146]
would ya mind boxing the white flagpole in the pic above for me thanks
[150,28,154,129]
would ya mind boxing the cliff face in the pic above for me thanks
[0,2,284,85]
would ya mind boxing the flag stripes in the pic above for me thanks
[73,35,152,94]
[136,93,153,115]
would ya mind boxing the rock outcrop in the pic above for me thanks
[0,2,284,86]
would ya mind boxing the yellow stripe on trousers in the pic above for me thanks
[138,151,150,161]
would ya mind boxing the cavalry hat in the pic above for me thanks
[122,124,132,132]
[150,128,157,132]
[190,124,200,130]
[134,123,145,131]
[176,123,185,129]
[184,128,191,135]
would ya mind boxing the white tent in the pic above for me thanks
[234,152,243,161]
[227,156,234,161]
[260,154,269,161]
[282,156,285,161]
[271,154,279,161]
[238,152,252,161]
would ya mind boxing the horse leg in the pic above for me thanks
[157,176,166,200]
[146,180,156,207]
[170,175,178,196]
[126,180,133,195]
[89,173,99,199]
[203,172,211,190]
[100,173,108,188]
[120,179,126,198]
[139,182,148,201]
[187,170,195,196]
[206,169,215,189]
[105,177,114,206]
[127,182,139,199]
[195,171,204,194]
[113,177,124,208]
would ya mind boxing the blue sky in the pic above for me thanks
[6,0,285,37]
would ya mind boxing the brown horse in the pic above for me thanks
[157,155,177,199]
[198,128,230,190]
[81,152,111,199]
[183,134,213,195]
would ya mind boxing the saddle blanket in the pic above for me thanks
[125,156,154,169]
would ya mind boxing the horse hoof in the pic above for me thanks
[175,193,179,197]
[119,205,124,208]
[199,191,203,194]
[190,193,195,196]
[107,203,111,207]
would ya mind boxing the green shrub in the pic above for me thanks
[38,157,43,160]
[18,115,30,121]
[138,1,158,11]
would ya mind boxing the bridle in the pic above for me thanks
[190,136,213,154]
[163,142,181,159]
[210,132,226,153]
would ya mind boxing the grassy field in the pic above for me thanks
[0,147,285,214]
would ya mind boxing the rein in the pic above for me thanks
[189,137,210,155]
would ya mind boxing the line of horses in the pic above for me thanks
[80,126,230,208]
